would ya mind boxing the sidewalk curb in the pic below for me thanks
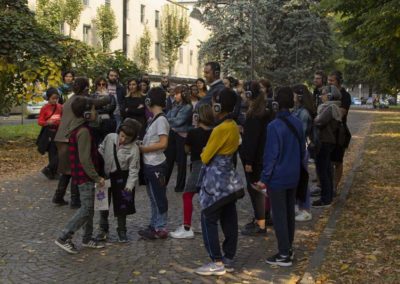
[300,120,373,284]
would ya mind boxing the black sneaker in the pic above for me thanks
[55,238,78,254]
[82,238,105,249]
[95,230,108,242]
[266,253,292,267]
[241,223,266,236]
[312,200,331,208]
[118,231,128,243]
[138,227,157,240]
[52,199,69,206]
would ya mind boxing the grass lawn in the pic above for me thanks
[317,112,400,283]
[0,123,41,142]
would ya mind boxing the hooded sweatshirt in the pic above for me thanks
[314,101,341,144]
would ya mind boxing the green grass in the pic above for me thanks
[389,105,400,110]
[0,123,41,141]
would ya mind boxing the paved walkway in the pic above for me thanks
[0,111,373,283]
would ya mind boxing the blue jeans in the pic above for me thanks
[144,163,168,230]
[60,182,95,242]
[269,188,296,256]
[316,143,335,204]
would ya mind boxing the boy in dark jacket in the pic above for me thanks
[255,87,306,267]
[55,97,105,254]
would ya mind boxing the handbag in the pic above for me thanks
[279,117,309,202]
[36,105,57,155]
[110,144,136,216]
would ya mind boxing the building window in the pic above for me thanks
[60,22,65,34]
[190,50,193,65]
[140,5,145,23]
[179,48,183,64]
[105,0,110,5]
[155,42,160,61]
[83,25,91,43]
[83,0,89,6]
[155,10,160,28]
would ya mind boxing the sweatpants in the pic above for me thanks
[201,201,238,262]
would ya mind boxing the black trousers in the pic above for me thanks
[269,188,296,256]
[165,131,187,192]
[47,141,58,175]
[316,143,335,203]
[201,201,238,261]
[244,164,265,220]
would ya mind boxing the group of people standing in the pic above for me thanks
[36,61,351,276]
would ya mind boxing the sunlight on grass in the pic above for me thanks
[0,124,40,141]
[369,133,400,138]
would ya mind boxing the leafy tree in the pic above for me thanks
[134,25,152,72]
[63,0,83,36]
[320,0,400,94]
[93,4,118,52]
[160,4,191,75]
[198,0,334,85]
[35,0,64,34]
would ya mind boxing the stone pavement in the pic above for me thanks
[0,111,372,284]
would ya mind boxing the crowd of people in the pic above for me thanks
[36,62,351,276]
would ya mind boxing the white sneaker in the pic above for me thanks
[170,225,194,239]
[295,210,312,222]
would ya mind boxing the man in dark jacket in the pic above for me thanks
[196,62,225,110]
[313,70,326,108]
[107,69,126,129]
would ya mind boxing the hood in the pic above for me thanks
[66,116,86,138]
[318,101,342,121]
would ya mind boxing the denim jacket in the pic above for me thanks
[292,106,312,138]
[166,103,193,133]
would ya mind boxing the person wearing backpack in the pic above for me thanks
[312,85,342,208]
[291,85,316,222]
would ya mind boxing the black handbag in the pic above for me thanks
[279,117,309,202]
[36,106,57,155]
[110,144,136,216]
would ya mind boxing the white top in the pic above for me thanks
[142,115,170,166]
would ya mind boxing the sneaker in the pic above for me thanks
[241,222,266,236]
[312,200,331,208]
[155,229,168,239]
[311,186,321,197]
[55,238,78,254]
[170,225,194,239]
[265,253,292,267]
[117,231,128,243]
[295,210,312,222]
[222,257,234,272]
[82,239,105,249]
[195,262,226,276]
[95,230,108,242]
[52,199,68,206]
[138,227,157,240]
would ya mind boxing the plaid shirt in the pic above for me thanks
[69,125,99,185]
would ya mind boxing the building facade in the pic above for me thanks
[28,0,209,79]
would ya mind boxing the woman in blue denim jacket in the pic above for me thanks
[292,85,316,222]
[165,85,193,192]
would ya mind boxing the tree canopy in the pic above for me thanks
[198,0,335,85]
[94,4,118,52]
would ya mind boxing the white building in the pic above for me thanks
[28,0,209,79]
